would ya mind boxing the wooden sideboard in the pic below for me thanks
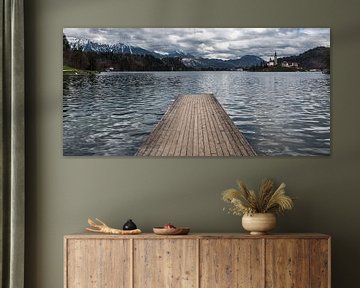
[64,233,330,288]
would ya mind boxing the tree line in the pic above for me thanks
[63,34,190,72]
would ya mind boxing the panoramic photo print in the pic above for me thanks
[63,28,330,156]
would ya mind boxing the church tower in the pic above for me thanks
[274,51,278,66]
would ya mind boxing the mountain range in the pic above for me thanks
[67,37,265,69]
[64,36,330,72]
[67,37,159,57]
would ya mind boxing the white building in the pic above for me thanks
[267,51,278,67]
[281,61,299,68]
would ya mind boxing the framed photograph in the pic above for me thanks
[63,28,330,157]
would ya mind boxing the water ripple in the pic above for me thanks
[63,71,330,156]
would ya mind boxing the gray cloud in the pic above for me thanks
[63,28,330,60]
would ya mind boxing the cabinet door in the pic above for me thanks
[134,239,198,288]
[66,239,131,288]
[266,239,309,288]
[200,239,264,288]
[309,239,330,288]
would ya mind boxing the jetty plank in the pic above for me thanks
[136,94,256,156]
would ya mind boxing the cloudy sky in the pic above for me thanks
[63,28,330,60]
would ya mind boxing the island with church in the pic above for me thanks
[246,47,330,73]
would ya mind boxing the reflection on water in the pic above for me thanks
[63,71,330,156]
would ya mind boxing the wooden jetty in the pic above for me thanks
[136,94,256,157]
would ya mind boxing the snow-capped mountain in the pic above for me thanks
[181,55,265,69]
[181,57,202,68]
[67,37,158,57]
[67,37,198,60]
[167,50,194,58]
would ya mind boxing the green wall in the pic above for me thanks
[25,0,360,287]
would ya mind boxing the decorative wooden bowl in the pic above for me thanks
[153,227,190,235]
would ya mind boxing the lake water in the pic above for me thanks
[63,71,330,156]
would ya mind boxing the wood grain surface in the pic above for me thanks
[133,239,198,288]
[64,234,331,288]
[65,232,330,240]
[65,239,131,288]
[309,239,330,288]
[136,94,256,156]
[200,238,264,288]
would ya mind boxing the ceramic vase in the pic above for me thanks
[242,213,276,235]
